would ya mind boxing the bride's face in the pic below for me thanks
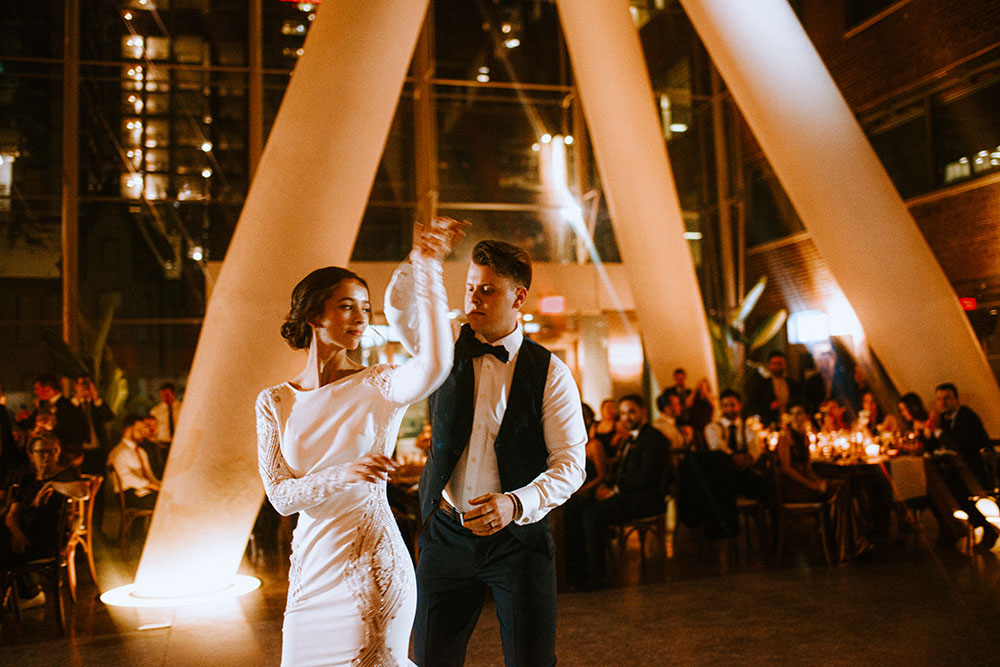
[311,279,371,351]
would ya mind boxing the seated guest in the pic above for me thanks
[704,389,766,500]
[577,403,608,498]
[149,381,181,450]
[929,383,993,487]
[594,399,620,459]
[687,377,716,438]
[818,399,848,434]
[652,400,687,452]
[656,367,693,416]
[859,391,897,438]
[108,414,161,510]
[925,383,998,549]
[776,398,829,502]
[579,395,669,589]
[2,433,87,577]
[660,392,694,449]
[745,351,801,429]
[139,415,167,479]
[1,403,23,498]
[72,373,115,476]
[15,372,87,469]
[563,403,609,588]
[897,392,930,453]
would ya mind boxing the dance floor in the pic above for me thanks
[4,511,1000,666]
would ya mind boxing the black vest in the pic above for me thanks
[419,335,553,552]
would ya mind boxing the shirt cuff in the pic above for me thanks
[511,485,540,525]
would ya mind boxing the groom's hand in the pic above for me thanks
[464,493,514,536]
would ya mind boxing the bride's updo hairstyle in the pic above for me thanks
[281,267,369,349]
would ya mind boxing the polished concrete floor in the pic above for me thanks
[3,511,1000,666]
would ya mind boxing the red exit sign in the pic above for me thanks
[960,297,977,311]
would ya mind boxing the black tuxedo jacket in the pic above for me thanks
[745,373,801,427]
[77,400,115,450]
[613,423,670,516]
[939,405,992,487]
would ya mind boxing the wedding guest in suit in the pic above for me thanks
[16,373,87,469]
[656,368,693,415]
[408,240,587,667]
[579,394,669,590]
[149,382,181,451]
[930,383,993,487]
[72,374,115,476]
[704,389,766,500]
[745,351,801,429]
[926,383,998,549]
[108,414,161,510]
[139,415,167,479]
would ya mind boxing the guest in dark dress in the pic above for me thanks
[563,403,608,587]
[594,399,619,460]
[2,432,87,570]
[776,399,829,502]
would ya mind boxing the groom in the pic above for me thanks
[412,239,587,666]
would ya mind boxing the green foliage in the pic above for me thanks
[708,276,787,390]
[41,299,129,411]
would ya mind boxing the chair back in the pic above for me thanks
[108,467,127,513]
[75,474,104,534]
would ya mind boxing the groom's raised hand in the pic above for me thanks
[463,492,515,536]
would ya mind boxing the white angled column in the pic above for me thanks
[678,0,1000,432]
[133,0,431,598]
[555,0,717,393]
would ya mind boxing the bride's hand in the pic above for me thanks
[414,217,470,262]
[345,454,398,484]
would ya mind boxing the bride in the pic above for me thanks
[255,220,464,666]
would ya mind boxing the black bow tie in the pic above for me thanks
[455,324,509,363]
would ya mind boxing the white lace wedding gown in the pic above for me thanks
[255,255,451,667]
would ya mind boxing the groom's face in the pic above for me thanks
[465,262,526,343]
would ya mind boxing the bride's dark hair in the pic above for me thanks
[281,267,369,349]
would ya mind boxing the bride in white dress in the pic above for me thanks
[255,222,462,666]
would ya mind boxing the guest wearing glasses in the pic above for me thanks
[2,432,87,579]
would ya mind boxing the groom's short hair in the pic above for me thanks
[472,240,532,290]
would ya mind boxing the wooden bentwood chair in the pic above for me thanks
[109,468,154,557]
[64,474,103,601]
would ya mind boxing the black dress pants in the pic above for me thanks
[414,511,557,667]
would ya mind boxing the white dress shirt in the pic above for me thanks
[108,438,159,496]
[441,325,587,525]
[149,400,182,443]
[704,416,762,460]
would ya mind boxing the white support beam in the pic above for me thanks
[678,0,1000,432]
[555,0,717,393]
[134,0,431,597]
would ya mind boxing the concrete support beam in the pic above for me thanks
[678,0,1000,432]
[555,0,717,392]
[134,0,431,597]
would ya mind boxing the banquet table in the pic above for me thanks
[813,457,900,563]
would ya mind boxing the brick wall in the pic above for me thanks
[802,0,1000,110]
[910,179,1000,295]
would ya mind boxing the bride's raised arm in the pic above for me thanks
[382,219,466,405]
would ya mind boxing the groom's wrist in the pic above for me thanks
[505,492,523,521]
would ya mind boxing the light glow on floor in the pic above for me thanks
[101,575,261,608]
